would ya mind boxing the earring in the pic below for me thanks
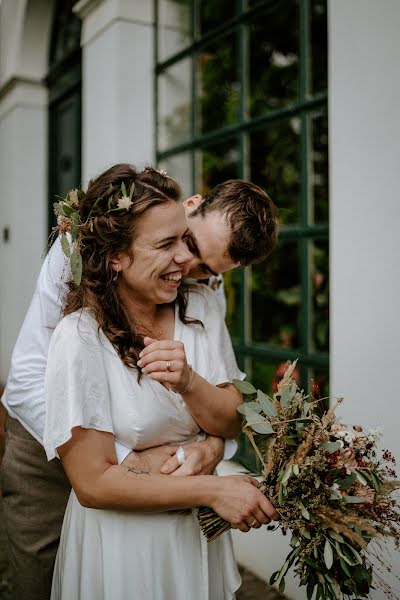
[113,269,119,283]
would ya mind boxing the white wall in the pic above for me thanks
[0,0,52,382]
[330,1,400,597]
[76,0,155,185]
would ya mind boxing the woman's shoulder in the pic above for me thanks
[52,308,100,344]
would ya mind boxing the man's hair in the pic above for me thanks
[189,179,278,266]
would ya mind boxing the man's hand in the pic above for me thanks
[160,436,224,476]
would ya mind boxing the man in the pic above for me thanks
[1,177,278,599]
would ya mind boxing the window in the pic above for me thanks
[155,0,328,468]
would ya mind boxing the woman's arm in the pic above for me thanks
[59,426,278,532]
[138,337,242,438]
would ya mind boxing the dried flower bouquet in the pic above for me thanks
[198,361,400,599]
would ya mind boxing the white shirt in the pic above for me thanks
[2,237,237,462]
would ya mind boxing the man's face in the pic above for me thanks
[183,195,240,279]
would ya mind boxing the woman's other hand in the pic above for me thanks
[208,475,280,532]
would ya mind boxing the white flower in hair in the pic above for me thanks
[117,195,133,211]
[156,168,168,177]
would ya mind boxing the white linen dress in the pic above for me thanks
[43,284,244,600]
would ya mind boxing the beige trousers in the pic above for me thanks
[0,416,71,600]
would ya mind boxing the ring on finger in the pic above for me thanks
[166,361,171,371]
[250,519,258,528]
[176,446,185,465]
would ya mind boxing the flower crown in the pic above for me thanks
[52,182,136,286]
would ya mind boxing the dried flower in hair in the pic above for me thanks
[117,195,133,211]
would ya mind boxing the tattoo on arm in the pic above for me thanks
[126,466,150,475]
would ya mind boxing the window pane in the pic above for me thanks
[224,268,242,340]
[311,239,329,353]
[247,356,287,394]
[248,1,298,117]
[158,152,192,199]
[250,240,300,348]
[250,120,300,225]
[196,34,240,135]
[158,58,192,151]
[196,139,240,193]
[310,0,328,95]
[311,110,329,224]
[198,0,237,36]
[157,0,191,62]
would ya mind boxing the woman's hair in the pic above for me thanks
[64,163,194,371]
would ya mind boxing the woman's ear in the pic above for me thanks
[109,255,123,273]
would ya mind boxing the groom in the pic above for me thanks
[1,176,278,600]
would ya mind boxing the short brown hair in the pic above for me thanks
[189,180,278,266]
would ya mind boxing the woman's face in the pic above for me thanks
[114,200,193,307]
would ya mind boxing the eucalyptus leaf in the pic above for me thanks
[280,381,296,408]
[343,495,364,503]
[129,181,136,200]
[370,471,382,491]
[337,471,357,490]
[236,401,262,415]
[355,470,369,486]
[298,501,310,520]
[232,379,257,395]
[251,422,275,435]
[292,464,300,476]
[60,233,71,258]
[121,182,128,197]
[324,538,334,570]
[329,531,345,544]
[281,465,293,486]
[243,406,265,424]
[257,389,277,416]
[322,441,342,453]
[71,224,80,242]
[70,251,83,286]
[54,203,65,216]
[339,557,352,577]
[71,211,80,225]
[62,204,75,217]
[344,543,363,565]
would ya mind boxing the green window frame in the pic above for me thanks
[155,0,328,468]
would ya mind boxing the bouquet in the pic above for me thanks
[198,361,400,599]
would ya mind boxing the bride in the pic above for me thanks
[44,163,278,599]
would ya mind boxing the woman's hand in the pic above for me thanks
[137,337,193,393]
[208,475,280,533]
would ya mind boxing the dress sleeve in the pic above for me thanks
[43,313,114,460]
[200,286,246,386]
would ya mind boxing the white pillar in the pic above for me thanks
[74,0,155,185]
[329,1,400,596]
[0,0,52,381]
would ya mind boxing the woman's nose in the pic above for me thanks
[174,240,193,264]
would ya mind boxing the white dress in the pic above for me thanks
[43,284,244,600]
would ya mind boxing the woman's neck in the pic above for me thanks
[120,294,174,340]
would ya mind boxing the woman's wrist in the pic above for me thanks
[176,364,196,394]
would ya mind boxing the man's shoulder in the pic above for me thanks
[185,282,221,318]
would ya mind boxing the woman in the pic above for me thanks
[43,164,278,599]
